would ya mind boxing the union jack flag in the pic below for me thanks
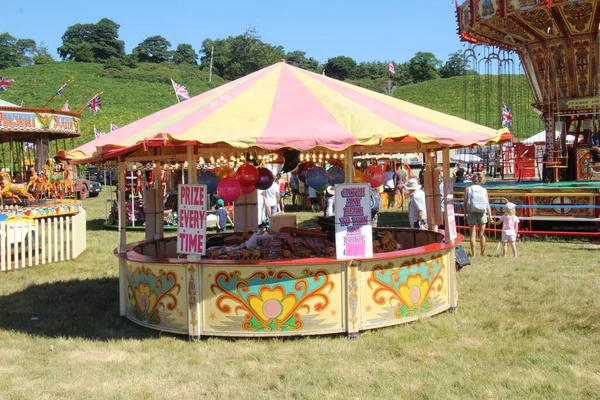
[0,77,14,91]
[502,104,513,128]
[87,94,102,114]
[55,82,68,95]
[388,62,395,74]
[171,79,190,100]
[110,123,119,131]
[61,101,70,111]
[94,127,106,139]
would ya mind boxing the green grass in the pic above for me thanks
[0,195,599,399]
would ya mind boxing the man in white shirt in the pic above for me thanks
[406,178,427,229]
[263,180,280,218]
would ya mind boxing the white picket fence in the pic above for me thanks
[0,209,86,272]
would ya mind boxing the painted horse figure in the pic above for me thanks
[0,171,36,203]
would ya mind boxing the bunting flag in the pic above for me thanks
[61,101,70,111]
[87,94,102,114]
[0,77,14,91]
[94,127,106,138]
[110,123,120,132]
[502,104,513,128]
[170,79,190,100]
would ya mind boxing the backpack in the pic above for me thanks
[370,189,381,212]
[468,185,487,213]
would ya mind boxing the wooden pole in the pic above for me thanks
[344,147,354,183]
[209,46,214,83]
[117,160,127,253]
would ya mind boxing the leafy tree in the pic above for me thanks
[407,52,441,83]
[15,39,37,65]
[33,42,55,64]
[325,56,357,81]
[0,33,19,69]
[173,43,197,65]
[391,63,413,87]
[285,50,319,72]
[133,35,172,63]
[199,28,285,80]
[439,51,468,78]
[58,18,125,62]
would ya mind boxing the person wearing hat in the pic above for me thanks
[406,178,427,229]
[325,186,335,217]
[215,199,233,233]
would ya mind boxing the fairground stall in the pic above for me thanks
[63,61,505,338]
[456,0,600,236]
[0,100,87,271]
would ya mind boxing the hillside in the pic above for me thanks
[0,62,225,150]
[0,63,540,158]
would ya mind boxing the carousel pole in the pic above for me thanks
[154,160,164,240]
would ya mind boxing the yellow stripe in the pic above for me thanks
[289,67,436,145]
[328,76,500,136]
[173,64,281,147]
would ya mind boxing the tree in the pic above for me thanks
[439,51,468,78]
[173,43,197,65]
[325,56,357,81]
[15,39,37,66]
[199,28,285,80]
[133,35,172,63]
[58,18,125,62]
[407,52,441,83]
[33,42,55,64]
[285,50,319,72]
[0,33,19,69]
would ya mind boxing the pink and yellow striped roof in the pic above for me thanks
[67,61,506,161]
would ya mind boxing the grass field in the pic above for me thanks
[0,194,599,399]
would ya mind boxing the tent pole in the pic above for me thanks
[344,147,354,183]
[154,160,164,240]
[117,160,127,253]
[186,145,195,185]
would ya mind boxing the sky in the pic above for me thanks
[5,0,465,64]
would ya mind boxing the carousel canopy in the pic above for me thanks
[0,99,18,107]
[64,61,507,163]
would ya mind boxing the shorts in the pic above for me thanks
[502,233,517,242]
[280,192,286,198]
[467,212,488,226]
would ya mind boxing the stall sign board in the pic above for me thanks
[177,184,208,255]
[445,178,457,242]
[334,183,373,259]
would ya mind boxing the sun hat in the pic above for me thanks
[405,178,421,191]
[505,202,515,210]
[326,186,335,195]
[216,199,225,206]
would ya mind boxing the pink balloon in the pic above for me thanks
[362,165,385,188]
[241,185,256,194]
[217,177,242,202]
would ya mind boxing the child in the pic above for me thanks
[215,199,234,233]
[494,202,520,257]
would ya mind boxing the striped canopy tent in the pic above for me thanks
[63,61,508,163]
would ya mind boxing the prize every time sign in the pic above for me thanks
[177,184,208,255]
[334,183,373,259]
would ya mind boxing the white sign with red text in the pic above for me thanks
[177,184,208,255]
[334,183,373,260]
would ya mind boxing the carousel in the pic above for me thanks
[0,99,84,219]
[456,0,600,235]
[62,61,506,338]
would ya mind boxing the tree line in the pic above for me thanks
[0,18,469,91]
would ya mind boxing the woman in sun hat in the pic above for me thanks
[325,186,335,217]
[406,178,427,229]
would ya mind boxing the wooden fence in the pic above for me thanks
[0,210,86,272]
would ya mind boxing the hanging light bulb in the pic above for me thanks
[326,153,330,159]
[152,163,156,168]
[333,154,338,159]
[341,154,345,159]
[273,154,278,160]
[249,154,254,160]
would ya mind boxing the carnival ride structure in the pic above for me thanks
[456,0,600,235]
[62,61,507,338]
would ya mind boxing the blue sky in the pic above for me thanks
[5,0,465,64]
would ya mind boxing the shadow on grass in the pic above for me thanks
[0,277,162,341]
[88,218,111,231]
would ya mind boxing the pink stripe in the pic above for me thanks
[296,69,495,145]
[74,66,277,155]
[257,65,355,150]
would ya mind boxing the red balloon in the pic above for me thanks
[362,165,385,188]
[217,177,242,202]
[236,163,259,187]
[241,185,256,194]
